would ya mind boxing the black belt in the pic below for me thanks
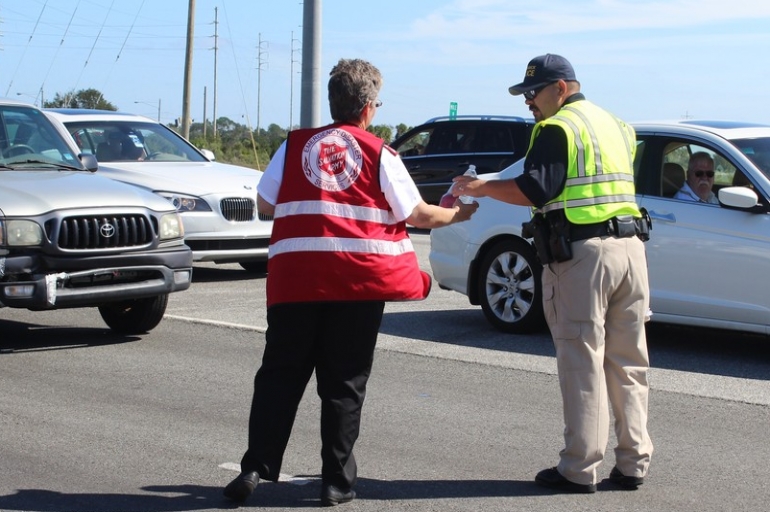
[569,218,636,241]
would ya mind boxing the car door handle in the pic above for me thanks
[648,210,676,223]
[457,162,471,167]
[408,164,420,170]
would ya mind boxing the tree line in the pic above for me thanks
[44,88,412,171]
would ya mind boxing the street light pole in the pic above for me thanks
[134,100,161,122]
[15,92,38,107]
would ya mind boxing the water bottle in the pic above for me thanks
[459,164,477,204]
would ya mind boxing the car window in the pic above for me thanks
[395,128,432,157]
[0,106,80,166]
[63,121,208,163]
[633,139,646,181]
[650,140,738,199]
[731,137,770,181]
[473,125,513,153]
[426,125,474,155]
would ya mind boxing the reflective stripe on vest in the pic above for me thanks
[274,199,399,225]
[533,100,640,222]
[270,236,416,257]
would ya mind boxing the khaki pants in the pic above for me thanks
[542,235,653,486]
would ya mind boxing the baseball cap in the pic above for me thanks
[508,54,577,96]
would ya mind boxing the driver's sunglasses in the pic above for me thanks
[695,170,715,178]
[523,84,548,101]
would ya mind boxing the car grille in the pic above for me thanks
[221,197,256,222]
[52,215,155,250]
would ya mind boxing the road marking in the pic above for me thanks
[219,462,315,486]
[165,314,770,407]
[165,315,267,333]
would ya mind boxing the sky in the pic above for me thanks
[2,0,770,133]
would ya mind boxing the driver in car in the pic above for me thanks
[674,152,719,204]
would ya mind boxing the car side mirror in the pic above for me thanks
[79,153,99,172]
[718,186,765,213]
[199,148,216,161]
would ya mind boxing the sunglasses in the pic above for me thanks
[694,170,715,178]
[523,85,547,101]
[373,99,383,108]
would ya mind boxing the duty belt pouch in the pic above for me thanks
[636,208,652,242]
[521,216,554,264]
[548,214,573,263]
[611,215,637,238]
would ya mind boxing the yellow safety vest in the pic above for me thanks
[531,100,640,224]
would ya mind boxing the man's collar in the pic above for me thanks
[564,92,585,105]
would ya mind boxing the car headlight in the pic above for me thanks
[1,220,44,246]
[157,192,212,212]
[159,213,184,240]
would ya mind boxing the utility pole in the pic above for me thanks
[256,34,268,137]
[300,0,321,128]
[212,6,218,137]
[181,0,195,139]
[203,86,207,139]
[290,31,301,131]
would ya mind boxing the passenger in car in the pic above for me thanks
[96,132,125,162]
[674,152,719,204]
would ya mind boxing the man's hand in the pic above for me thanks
[452,175,484,198]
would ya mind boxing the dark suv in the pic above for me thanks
[390,115,534,204]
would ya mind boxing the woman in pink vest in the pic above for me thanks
[224,58,477,506]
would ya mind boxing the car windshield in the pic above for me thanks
[0,105,82,168]
[732,137,770,180]
[63,120,209,163]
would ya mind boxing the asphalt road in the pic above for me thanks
[1,232,769,512]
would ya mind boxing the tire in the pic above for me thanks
[98,294,169,334]
[477,238,545,334]
[239,261,267,273]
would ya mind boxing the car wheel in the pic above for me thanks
[477,238,545,334]
[240,261,267,273]
[98,294,169,334]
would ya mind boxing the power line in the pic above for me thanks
[5,0,49,96]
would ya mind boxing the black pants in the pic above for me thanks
[240,300,385,490]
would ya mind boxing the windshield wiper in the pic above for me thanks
[5,159,85,172]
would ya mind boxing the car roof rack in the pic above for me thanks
[423,115,532,123]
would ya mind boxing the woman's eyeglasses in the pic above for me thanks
[694,170,715,178]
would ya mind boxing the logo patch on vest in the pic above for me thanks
[302,128,362,191]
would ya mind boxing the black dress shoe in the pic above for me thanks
[223,471,259,503]
[609,466,644,490]
[535,467,597,494]
[321,484,356,506]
